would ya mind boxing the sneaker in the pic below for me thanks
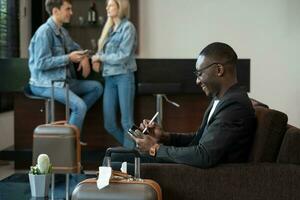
[80,141,88,146]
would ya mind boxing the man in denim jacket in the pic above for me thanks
[28,0,103,145]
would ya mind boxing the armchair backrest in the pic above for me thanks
[248,107,288,162]
[277,125,300,164]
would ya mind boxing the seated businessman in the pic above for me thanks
[106,42,256,169]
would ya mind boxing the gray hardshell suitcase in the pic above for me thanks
[71,147,162,200]
[32,79,81,174]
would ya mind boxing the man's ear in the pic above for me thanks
[52,7,59,16]
[216,64,224,77]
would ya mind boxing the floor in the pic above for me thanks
[0,111,14,151]
[0,161,16,181]
[0,111,17,181]
[0,160,97,181]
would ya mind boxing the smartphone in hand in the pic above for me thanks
[78,49,89,55]
[127,125,145,139]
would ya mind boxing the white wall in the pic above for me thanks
[138,0,300,127]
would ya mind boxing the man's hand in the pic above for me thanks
[78,56,90,78]
[68,50,86,63]
[134,135,158,153]
[139,119,166,143]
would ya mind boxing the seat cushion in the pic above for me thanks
[248,107,287,162]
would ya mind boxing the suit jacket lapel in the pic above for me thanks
[206,99,223,126]
[200,99,214,129]
[205,84,239,126]
[190,98,215,145]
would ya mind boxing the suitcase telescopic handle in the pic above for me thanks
[51,79,70,123]
[105,147,141,179]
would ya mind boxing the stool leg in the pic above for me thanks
[51,173,55,200]
[66,173,70,200]
[45,99,51,124]
[156,94,163,127]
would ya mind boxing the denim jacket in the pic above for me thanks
[97,18,137,77]
[28,17,80,88]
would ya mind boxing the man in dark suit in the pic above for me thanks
[109,42,256,168]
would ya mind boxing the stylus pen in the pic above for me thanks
[142,112,159,134]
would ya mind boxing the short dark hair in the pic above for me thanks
[200,42,238,66]
[45,0,71,15]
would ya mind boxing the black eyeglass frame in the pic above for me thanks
[193,59,234,78]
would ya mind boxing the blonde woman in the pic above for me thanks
[92,0,137,148]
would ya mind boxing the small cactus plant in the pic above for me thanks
[29,154,52,175]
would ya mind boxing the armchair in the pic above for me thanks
[141,106,300,200]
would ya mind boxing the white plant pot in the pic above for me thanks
[29,173,51,197]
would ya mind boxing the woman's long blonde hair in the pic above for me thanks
[97,0,130,51]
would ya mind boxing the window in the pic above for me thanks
[0,0,18,112]
[0,0,19,58]
[0,0,8,58]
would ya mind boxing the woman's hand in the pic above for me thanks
[91,54,100,63]
[92,61,101,72]
[91,55,101,72]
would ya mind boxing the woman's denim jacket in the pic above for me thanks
[28,17,80,88]
[97,18,137,77]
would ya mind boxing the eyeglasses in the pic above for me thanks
[193,59,234,79]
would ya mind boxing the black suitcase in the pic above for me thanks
[71,147,162,200]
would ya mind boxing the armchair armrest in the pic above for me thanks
[141,162,300,200]
[277,126,300,164]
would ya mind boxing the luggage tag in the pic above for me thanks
[97,166,112,190]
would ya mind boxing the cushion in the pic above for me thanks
[248,107,287,162]
[277,126,300,164]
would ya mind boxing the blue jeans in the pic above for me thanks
[30,79,103,132]
[103,73,135,148]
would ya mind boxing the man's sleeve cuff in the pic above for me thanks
[62,54,69,64]
[155,145,169,158]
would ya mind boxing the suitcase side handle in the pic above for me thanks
[105,147,140,157]
[105,147,141,179]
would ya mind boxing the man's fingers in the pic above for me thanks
[135,138,144,147]
[77,63,82,71]
[128,133,137,142]
[139,122,145,130]
[143,119,155,128]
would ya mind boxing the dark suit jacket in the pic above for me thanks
[155,84,256,168]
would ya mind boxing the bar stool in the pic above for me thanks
[23,84,51,123]
[137,83,181,127]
